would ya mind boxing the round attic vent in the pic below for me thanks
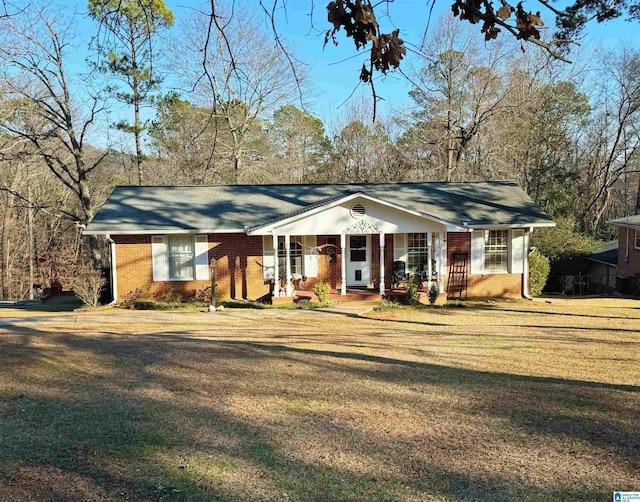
[350,203,366,219]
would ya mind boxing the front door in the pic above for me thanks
[346,235,370,286]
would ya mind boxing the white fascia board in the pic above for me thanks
[587,257,618,267]
[246,192,462,235]
[466,222,556,230]
[608,221,640,229]
[448,225,473,232]
[82,228,245,236]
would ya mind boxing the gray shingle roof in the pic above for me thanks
[84,181,554,234]
[588,240,618,266]
[609,215,640,228]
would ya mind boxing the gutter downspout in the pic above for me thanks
[106,234,117,305]
[522,228,533,300]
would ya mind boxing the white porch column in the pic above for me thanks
[379,233,385,295]
[273,233,279,297]
[340,233,347,295]
[427,231,432,290]
[285,234,292,296]
[438,232,446,291]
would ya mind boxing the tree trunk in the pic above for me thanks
[635,177,640,215]
[1,192,11,301]
[446,108,454,182]
[88,235,103,271]
[234,155,241,184]
[135,99,144,185]
[78,173,103,270]
[447,136,454,182]
[28,186,34,300]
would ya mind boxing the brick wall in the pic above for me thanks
[293,235,342,293]
[114,231,524,302]
[446,232,522,298]
[113,233,271,302]
[618,226,640,278]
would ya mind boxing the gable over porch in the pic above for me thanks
[247,192,460,298]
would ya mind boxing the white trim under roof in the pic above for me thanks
[608,215,640,229]
[587,257,618,267]
[608,222,640,230]
[466,223,556,230]
[83,228,245,236]
[246,192,466,235]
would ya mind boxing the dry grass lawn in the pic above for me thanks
[0,297,638,501]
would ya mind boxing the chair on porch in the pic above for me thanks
[392,260,408,289]
[413,264,429,290]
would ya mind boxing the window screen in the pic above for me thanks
[350,235,367,262]
[278,236,303,276]
[167,235,194,279]
[484,230,508,272]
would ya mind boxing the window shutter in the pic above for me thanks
[152,236,167,281]
[303,235,318,277]
[470,230,484,275]
[263,236,275,279]
[194,235,210,280]
[393,233,407,263]
[510,229,525,274]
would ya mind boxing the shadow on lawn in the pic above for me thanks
[366,314,640,338]
[479,306,640,320]
[0,323,638,501]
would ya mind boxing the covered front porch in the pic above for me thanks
[249,191,463,304]
[266,228,450,303]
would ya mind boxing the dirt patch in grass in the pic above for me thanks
[0,297,638,501]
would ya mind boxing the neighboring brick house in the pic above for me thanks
[608,215,640,292]
[83,182,555,303]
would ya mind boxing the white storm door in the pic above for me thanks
[346,235,370,286]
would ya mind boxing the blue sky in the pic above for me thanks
[60,0,640,145]
[251,0,640,127]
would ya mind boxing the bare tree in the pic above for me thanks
[576,48,640,232]
[172,2,307,184]
[405,15,524,181]
[0,5,110,267]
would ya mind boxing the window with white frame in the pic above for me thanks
[167,235,195,279]
[635,229,640,249]
[407,233,429,272]
[484,230,509,272]
[278,236,303,277]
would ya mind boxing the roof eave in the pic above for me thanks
[608,221,640,229]
[466,222,556,230]
[83,228,246,236]
[587,257,618,266]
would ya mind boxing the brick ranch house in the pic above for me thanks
[608,215,640,292]
[83,182,555,303]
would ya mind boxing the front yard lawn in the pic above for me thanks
[0,297,638,501]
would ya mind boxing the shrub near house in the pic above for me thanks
[528,250,550,297]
